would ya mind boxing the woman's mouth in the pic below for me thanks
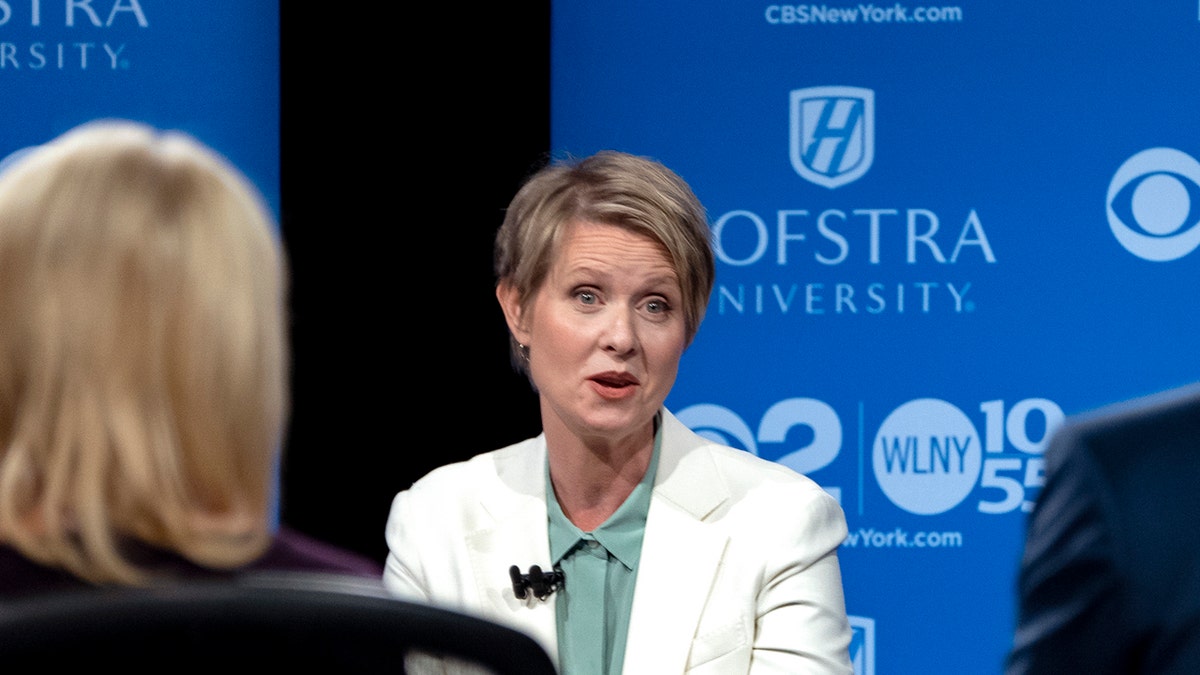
[589,372,640,399]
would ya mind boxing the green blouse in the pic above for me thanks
[546,424,662,675]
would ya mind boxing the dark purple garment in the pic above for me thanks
[0,526,383,600]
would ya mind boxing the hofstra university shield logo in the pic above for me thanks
[790,86,875,189]
[848,615,876,675]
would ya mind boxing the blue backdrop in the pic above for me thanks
[551,2,1200,672]
[0,2,279,218]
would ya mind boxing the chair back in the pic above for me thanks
[0,572,558,674]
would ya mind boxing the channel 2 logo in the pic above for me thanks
[1106,147,1200,261]
[790,86,874,189]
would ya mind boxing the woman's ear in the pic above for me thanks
[496,281,530,344]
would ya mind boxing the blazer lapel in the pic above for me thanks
[623,410,731,673]
[464,436,560,660]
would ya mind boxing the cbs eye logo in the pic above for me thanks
[1106,147,1200,262]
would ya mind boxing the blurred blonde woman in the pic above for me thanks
[0,119,380,594]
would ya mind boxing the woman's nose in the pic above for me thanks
[600,308,637,355]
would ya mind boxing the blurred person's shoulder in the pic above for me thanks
[0,544,88,599]
[259,526,384,579]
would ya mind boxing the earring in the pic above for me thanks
[518,343,530,362]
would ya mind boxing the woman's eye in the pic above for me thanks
[645,299,669,314]
[576,291,597,305]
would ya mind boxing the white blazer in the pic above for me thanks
[384,409,852,674]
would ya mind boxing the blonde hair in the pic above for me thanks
[0,120,288,584]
